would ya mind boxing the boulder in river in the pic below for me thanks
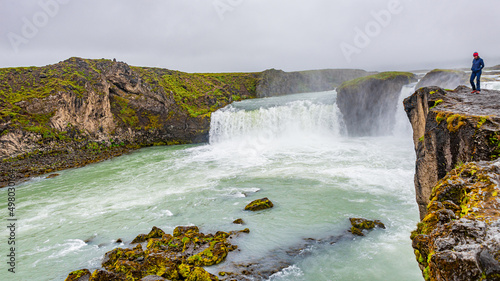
[349,218,386,236]
[244,197,274,211]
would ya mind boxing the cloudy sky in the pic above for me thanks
[1,0,499,73]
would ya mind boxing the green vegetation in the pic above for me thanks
[429,99,443,109]
[488,132,500,159]
[131,67,259,117]
[428,68,464,74]
[337,71,415,92]
[0,57,109,141]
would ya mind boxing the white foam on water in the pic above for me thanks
[267,265,305,281]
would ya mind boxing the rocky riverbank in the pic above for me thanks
[0,58,369,187]
[404,86,500,280]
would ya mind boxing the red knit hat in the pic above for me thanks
[473,52,479,56]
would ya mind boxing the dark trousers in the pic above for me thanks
[470,71,482,91]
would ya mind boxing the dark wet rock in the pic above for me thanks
[46,173,60,179]
[89,269,126,281]
[173,226,199,237]
[244,197,274,211]
[232,219,244,225]
[416,69,469,90]
[115,238,123,243]
[131,226,166,243]
[349,218,385,236]
[337,72,417,136]
[217,219,383,280]
[65,269,91,281]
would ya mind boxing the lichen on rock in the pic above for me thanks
[410,160,500,281]
[349,218,385,236]
[405,85,500,281]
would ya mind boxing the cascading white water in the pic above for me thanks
[209,91,344,155]
[393,83,417,136]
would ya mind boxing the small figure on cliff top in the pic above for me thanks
[470,52,484,94]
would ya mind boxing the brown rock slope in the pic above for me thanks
[404,85,500,280]
[0,57,259,187]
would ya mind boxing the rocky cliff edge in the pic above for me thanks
[404,86,500,280]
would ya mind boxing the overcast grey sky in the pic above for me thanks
[1,0,499,73]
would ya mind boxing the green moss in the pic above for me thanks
[430,99,443,109]
[131,67,259,118]
[65,269,90,281]
[488,132,500,160]
[446,114,465,132]
[244,197,274,211]
[477,116,488,128]
[435,112,447,123]
[419,135,425,142]
[337,71,414,92]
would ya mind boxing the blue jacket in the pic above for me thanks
[471,57,484,72]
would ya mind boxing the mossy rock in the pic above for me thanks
[65,269,91,281]
[244,197,274,211]
[186,267,219,281]
[132,226,166,243]
[173,226,200,237]
[349,218,386,236]
[90,269,126,281]
[139,275,167,281]
[66,225,249,281]
[232,218,244,224]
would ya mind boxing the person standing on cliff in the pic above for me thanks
[470,52,485,94]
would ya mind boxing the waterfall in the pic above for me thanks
[392,83,417,137]
[209,91,344,147]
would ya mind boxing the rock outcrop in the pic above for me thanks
[410,160,500,281]
[336,72,417,136]
[0,57,258,187]
[404,86,500,218]
[404,85,500,280]
[416,69,469,90]
[65,226,249,281]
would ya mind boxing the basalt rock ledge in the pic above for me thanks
[404,85,500,280]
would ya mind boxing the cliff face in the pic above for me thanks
[404,86,500,218]
[0,58,259,186]
[410,160,500,281]
[404,86,500,280]
[336,72,417,136]
[416,69,469,90]
[256,68,373,97]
